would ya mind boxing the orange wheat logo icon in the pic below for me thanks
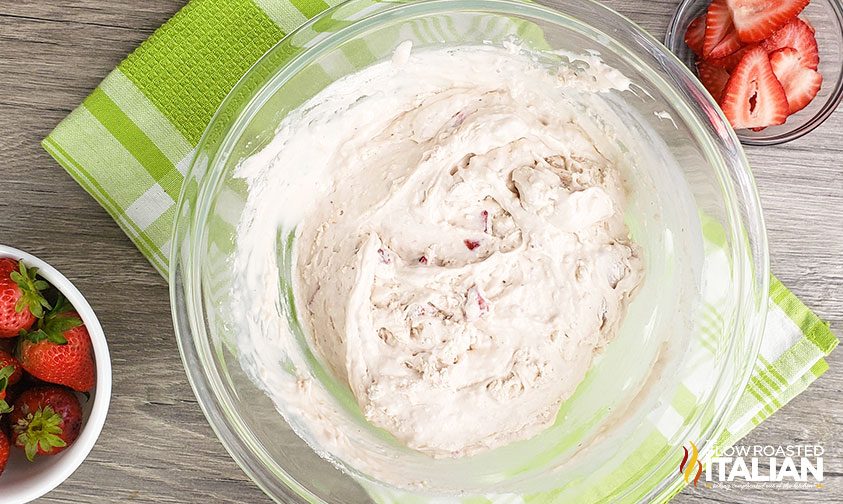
[680,441,703,487]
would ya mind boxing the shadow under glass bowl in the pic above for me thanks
[170,0,770,502]
[665,0,843,146]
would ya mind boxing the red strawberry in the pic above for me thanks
[720,46,789,129]
[0,430,9,476]
[0,258,51,338]
[698,61,731,101]
[726,0,810,43]
[685,15,707,57]
[708,45,756,71]
[761,18,820,70]
[704,0,743,59]
[770,47,823,113]
[9,386,82,461]
[19,295,95,392]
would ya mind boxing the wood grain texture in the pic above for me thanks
[0,0,840,502]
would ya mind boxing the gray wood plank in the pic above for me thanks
[0,0,839,502]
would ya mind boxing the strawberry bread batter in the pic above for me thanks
[233,43,645,459]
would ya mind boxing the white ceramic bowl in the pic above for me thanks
[0,245,112,504]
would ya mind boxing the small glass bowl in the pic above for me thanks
[666,0,843,145]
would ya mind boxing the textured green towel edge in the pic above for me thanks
[770,276,839,355]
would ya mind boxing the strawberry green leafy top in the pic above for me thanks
[10,260,51,319]
[0,365,13,414]
[23,294,82,345]
[13,405,68,461]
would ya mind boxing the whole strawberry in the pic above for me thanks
[19,295,96,392]
[9,386,82,461]
[0,258,52,338]
[0,430,9,476]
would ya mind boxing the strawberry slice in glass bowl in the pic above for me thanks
[666,0,843,145]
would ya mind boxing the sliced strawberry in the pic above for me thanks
[685,15,707,57]
[770,48,823,113]
[704,0,743,59]
[698,61,731,101]
[708,45,756,71]
[726,0,810,43]
[761,18,820,70]
[720,46,789,129]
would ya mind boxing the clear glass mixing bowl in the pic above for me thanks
[170,0,769,502]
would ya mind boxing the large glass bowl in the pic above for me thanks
[170,0,770,502]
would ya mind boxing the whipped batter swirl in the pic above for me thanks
[235,43,644,459]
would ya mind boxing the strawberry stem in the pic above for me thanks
[0,365,13,414]
[0,364,13,384]
[9,260,52,319]
[0,365,11,414]
[22,294,81,345]
[13,406,67,461]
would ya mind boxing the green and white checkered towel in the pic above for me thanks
[42,0,837,501]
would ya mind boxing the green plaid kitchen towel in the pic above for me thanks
[42,0,837,501]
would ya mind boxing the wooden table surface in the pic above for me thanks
[0,0,840,502]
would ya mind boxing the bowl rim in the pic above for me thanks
[170,0,770,502]
[0,245,112,504]
[665,0,843,146]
